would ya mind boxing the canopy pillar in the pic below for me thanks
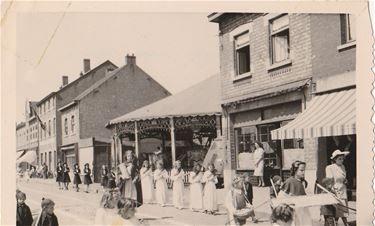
[111,135,116,169]
[134,121,140,158]
[117,135,123,164]
[216,115,222,136]
[170,117,176,165]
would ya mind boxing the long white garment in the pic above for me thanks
[123,164,137,201]
[171,168,185,208]
[201,171,218,211]
[189,172,203,210]
[154,169,168,206]
[140,167,154,204]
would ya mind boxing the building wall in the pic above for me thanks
[219,13,313,102]
[61,104,80,146]
[16,123,27,151]
[310,14,356,80]
[79,63,170,140]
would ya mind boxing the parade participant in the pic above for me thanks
[16,190,33,226]
[55,162,63,190]
[117,198,143,226]
[278,161,312,226]
[94,190,120,226]
[171,160,185,209]
[153,160,168,207]
[107,167,117,189]
[83,163,92,193]
[326,150,350,226]
[32,198,59,226]
[62,163,70,190]
[320,178,337,226]
[201,163,218,215]
[101,165,109,191]
[270,204,295,226]
[42,163,48,179]
[189,164,203,212]
[253,141,265,187]
[140,160,154,204]
[72,164,82,192]
[270,175,283,199]
[242,173,258,222]
[120,150,143,206]
[225,176,255,226]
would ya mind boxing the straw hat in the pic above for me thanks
[330,150,349,160]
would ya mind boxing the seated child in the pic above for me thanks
[320,178,337,226]
[32,198,59,226]
[16,190,33,226]
[271,204,294,226]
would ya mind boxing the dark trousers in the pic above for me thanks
[324,216,337,226]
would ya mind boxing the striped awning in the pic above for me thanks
[271,88,355,140]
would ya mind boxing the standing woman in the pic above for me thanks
[326,150,350,226]
[278,160,312,226]
[73,164,82,192]
[189,164,203,212]
[253,141,265,187]
[101,165,109,191]
[201,163,218,215]
[55,162,63,190]
[83,163,92,193]
[120,150,142,206]
[153,161,168,207]
[170,160,185,209]
[140,160,154,204]
[62,163,71,190]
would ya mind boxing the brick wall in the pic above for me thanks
[218,13,313,103]
[79,64,170,140]
[310,14,356,81]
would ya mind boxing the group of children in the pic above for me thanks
[139,159,220,215]
[55,162,93,192]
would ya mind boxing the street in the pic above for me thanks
[17,178,356,226]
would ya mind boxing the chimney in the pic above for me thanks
[62,76,69,86]
[126,54,136,65]
[83,59,91,73]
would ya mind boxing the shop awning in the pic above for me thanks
[16,150,37,164]
[271,88,355,140]
[108,74,221,125]
[60,145,75,151]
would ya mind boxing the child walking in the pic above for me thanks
[189,164,203,212]
[140,160,154,204]
[320,178,337,226]
[171,160,185,209]
[62,163,70,190]
[101,165,109,191]
[270,175,283,199]
[55,162,63,190]
[271,204,295,226]
[72,164,82,192]
[32,198,59,226]
[107,168,117,189]
[16,190,33,226]
[278,160,312,226]
[153,161,168,207]
[202,164,218,215]
[83,163,92,193]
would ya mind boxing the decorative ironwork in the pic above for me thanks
[138,118,170,133]
[117,122,135,136]
[174,115,217,131]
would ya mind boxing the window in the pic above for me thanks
[234,32,251,76]
[71,115,75,133]
[64,118,68,135]
[40,154,43,164]
[44,122,47,138]
[53,118,56,135]
[48,120,51,136]
[47,100,50,110]
[270,14,290,64]
[43,103,46,113]
[341,14,356,44]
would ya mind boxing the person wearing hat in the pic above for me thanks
[83,163,93,193]
[32,198,58,226]
[16,190,33,226]
[325,149,350,226]
[72,163,82,192]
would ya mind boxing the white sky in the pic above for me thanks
[16,12,219,122]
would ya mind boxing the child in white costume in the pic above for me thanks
[189,164,203,211]
[153,161,168,207]
[201,163,218,214]
[140,160,154,204]
[171,160,185,209]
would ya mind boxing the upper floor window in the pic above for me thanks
[44,122,47,138]
[47,100,50,110]
[53,118,56,135]
[48,120,51,136]
[43,103,46,114]
[270,14,290,64]
[234,32,251,76]
[71,115,75,133]
[64,118,68,135]
[340,14,356,44]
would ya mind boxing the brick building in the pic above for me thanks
[209,13,356,194]
[58,55,170,182]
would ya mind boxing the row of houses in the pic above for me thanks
[17,13,356,196]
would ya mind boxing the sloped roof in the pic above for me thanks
[108,74,221,125]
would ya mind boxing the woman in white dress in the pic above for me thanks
[325,149,350,226]
[140,160,154,204]
[189,164,203,212]
[119,151,138,202]
[201,163,218,214]
[253,141,265,187]
[154,160,168,207]
[171,160,185,209]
